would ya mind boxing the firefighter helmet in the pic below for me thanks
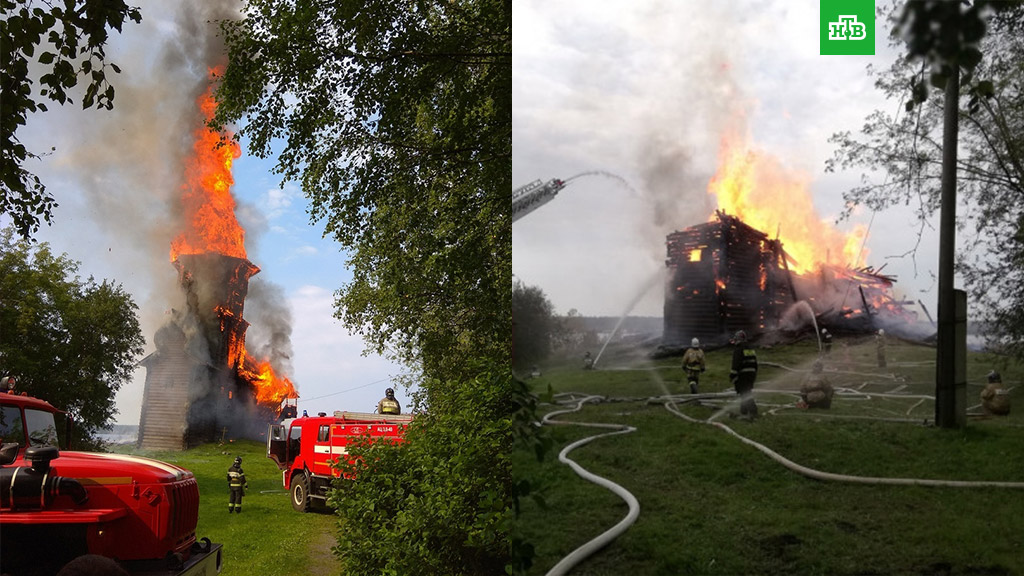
[987,370,1001,383]
[385,387,395,397]
[733,330,747,343]
[234,456,242,466]
[691,338,700,348]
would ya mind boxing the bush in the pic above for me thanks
[330,365,512,575]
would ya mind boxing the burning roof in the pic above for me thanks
[663,211,915,347]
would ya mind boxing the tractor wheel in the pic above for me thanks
[291,474,311,512]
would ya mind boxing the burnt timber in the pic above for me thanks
[663,212,912,348]
[664,211,795,346]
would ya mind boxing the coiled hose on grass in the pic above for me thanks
[541,394,641,576]
[540,384,1024,575]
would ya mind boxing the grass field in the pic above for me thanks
[118,439,339,576]
[516,336,1024,575]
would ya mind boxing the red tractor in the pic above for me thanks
[0,389,222,576]
[266,411,413,512]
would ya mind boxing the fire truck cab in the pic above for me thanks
[266,411,413,512]
[0,389,222,575]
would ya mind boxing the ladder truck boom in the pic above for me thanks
[513,178,566,223]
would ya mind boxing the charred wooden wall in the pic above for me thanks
[139,254,260,450]
[663,212,795,346]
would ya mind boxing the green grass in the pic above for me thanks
[517,337,1024,575]
[115,439,338,576]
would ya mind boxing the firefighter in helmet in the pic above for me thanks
[876,329,887,368]
[227,456,247,513]
[377,388,401,415]
[799,360,834,409]
[729,330,759,420]
[681,337,706,394]
[980,370,1011,416]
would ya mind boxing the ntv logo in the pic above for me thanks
[821,0,874,55]
[828,15,867,40]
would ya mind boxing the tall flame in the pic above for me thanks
[707,130,867,274]
[173,69,297,410]
[170,68,245,262]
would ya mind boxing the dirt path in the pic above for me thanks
[307,527,338,575]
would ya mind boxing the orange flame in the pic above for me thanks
[707,130,867,274]
[238,353,299,407]
[170,68,245,262]
[172,69,297,411]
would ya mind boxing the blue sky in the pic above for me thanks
[6,1,414,425]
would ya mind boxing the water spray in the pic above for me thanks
[592,269,663,368]
[512,171,640,224]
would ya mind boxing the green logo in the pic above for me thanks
[821,0,875,55]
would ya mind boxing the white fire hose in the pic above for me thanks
[541,394,640,576]
[540,385,1024,575]
[664,398,1024,489]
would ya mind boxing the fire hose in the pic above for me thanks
[540,384,1024,575]
[540,394,640,576]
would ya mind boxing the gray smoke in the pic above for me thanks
[244,278,296,378]
[49,0,242,333]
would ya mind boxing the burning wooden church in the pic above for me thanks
[663,211,913,347]
[664,212,794,346]
[137,254,281,450]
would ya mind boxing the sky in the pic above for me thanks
[7,1,413,425]
[513,0,957,324]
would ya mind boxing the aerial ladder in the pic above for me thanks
[513,178,566,223]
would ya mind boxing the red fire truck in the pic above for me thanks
[266,411,413,512]
[0,389,222,576]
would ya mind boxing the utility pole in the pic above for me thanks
[935,63,967,429]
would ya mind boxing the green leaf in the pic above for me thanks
[960,46,983,70]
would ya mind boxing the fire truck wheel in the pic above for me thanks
[291,474,311,512]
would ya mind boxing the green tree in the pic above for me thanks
[1,0,141,237]
[828,4,1024,359]
[512,280,556,372]
[0,227,144,449]
[214,0,510,382]
[214,0,512,573]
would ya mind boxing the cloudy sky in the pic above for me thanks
[513,0,953,321]
[8,1,410,425]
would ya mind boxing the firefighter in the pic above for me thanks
[377,388,401,415]
[729,330,759,420]
[821,328,833,355]
[227,456,247,513]
[681,337,706,394]
[583,351,594,370]
[876,329,887,368]
[799,361,834,409]
[980,370,1011,416]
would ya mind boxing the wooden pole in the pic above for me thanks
[935,64,966,428]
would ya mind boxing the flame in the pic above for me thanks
[171,69,298,412]
[170,68,245,262]
[238,353,299,407]
[707,130,867,274]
